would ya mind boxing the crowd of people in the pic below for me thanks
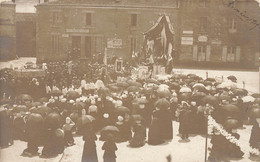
[0,60,260,162]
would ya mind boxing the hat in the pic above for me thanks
[103,113,109,118]
[69,100,75,104]
[61,98,67,103]
[118,115,124,122]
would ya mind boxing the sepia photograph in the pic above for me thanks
[0,0,259,161]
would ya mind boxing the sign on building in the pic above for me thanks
[107,38,122,48]
[181,37,193,45]
[198,35,208,42]
[138,66,149,79]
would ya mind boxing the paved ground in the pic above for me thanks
[0,57,259,162]
[0,121,255,162]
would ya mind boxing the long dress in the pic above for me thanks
[102,141,118,162]
[159,109,173,140]
[249,121,260,150]
[82,129,98,162]
[148,110,164,145]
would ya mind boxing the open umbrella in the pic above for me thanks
[44,112,61,130]
[254,98,260,104]
[202,95,218,106]
[101,125,120,133]
[70,112,79,123]
[17,94,33,104]
[98,87,111,96]
[178,93,192,101]
[73,102,85,111]
[193,83,205,89]
[31,106,53,117]
[221,104,240,112]
[127,80,142,87]
[49,89,62,96]
[192,92,206,101]
[218,95,231,101]
[67,91,80,100]
[145,78,160,85]
[154,98,170,110]
[77,115,95,127]
[179,87,192,93]
[223,118,239,130]
[251,93,260,98]
[115,106,130,114]
[227,75,237,81]
[133,97,148,104]
[26,113,44,128]
[232,88,248,96]
[205,78,216,82]
[38,97,49,103]
[157,88,171,98]
[127,86,140,92]
[242,96,255,103]
[109,85,121,92]
[117,82,129,88]
[13,105,28,113]
[158,84,170,89]
[249,107,260,118]
[169,82,180,91]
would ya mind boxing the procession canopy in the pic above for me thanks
[143,15,175,66]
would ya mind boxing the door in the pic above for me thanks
[85,36,91,58]
[71,36,81,59]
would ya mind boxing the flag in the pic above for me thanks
[103,48,107,66]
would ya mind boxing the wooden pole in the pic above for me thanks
[205,115,208,162]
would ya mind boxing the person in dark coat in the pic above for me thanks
[159,108,173,140]
[177,102,191,140]
[82,126,98,162]
[129,121,146,147]
[102,133,118,162]
[249,118,260,156]
[115,116,132,142]
[148,108,164,145]
[0,108,13,148]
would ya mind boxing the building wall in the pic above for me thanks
[179,0,260,67]
[36,2,179,62]
[0,2,16,60]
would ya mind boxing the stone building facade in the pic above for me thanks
[35,0,180,62]
[178,0,260,67]
[0,2,16,60]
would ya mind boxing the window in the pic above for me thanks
[199,17,207,33]
[52,12,62,26]
[227,46,236,62]
[51,35,60,53]
[229,18,237,30]
[131,14,137,27]
[198,45,206,61]
[85,13,92,26]
[94,36,103,53]
[130,37,137,54]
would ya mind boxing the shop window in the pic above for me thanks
[131,14,137,27]
[227,46,236,62]
[52,12,62,26]
[85,13,92,26]
[199,17,207,33]
[51,35,60,53]
[198,45,206,61]
[130,37,137,55]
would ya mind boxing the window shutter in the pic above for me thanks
[193,45,198,61]
[206,45,211,61]
[222,46,227,62]
[236,46,240,63]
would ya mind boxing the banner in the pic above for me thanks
[138,66,149,79]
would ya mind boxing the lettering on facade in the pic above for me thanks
[66,29,89,33]
[198,35,208,42]
[181,37,193,45]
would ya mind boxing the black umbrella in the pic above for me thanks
[44,113,61,130]
[221,104,240,112]
[227,75,237,81]
[202,95,218,106]
[154,98,170,110]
